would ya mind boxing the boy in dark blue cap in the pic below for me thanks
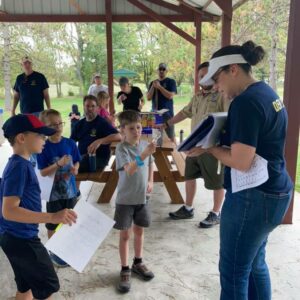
[0,114,77,300]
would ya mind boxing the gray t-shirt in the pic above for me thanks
[115,140,153,205]
[87,84,108,97]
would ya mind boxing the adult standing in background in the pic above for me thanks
[147,63,177,142]
[12,56,51,117]
[87,73,108,97]
[117,77,144,112]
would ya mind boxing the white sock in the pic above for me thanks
[185,205,193,211]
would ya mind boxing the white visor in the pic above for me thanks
[200,54,248,86]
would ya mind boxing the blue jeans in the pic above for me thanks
[219,188,292,300]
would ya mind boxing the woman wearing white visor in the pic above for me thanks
[187,40,293,300]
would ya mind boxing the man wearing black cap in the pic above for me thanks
[0,114,77,299]
[147,63,177,142]
[12,56,51,117]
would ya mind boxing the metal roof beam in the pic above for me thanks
[0,13,199,22]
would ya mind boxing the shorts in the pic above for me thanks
[162,114,175,139]
[46,197,78,231]
[113,202,151,230]
[185,153,224,190]
[78,154,109,173]
[1,233,59,299]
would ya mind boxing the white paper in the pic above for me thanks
[35,169,55,202]
[156,108,169,115]
[196,112,227,149]
[0,142,12,177]
[45,200,115,273]
[231,154,269,193]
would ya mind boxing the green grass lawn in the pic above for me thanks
[0,96,299,192]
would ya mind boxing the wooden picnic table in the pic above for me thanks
[76,134,186,204]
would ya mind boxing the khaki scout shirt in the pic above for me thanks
[181,89,229,130]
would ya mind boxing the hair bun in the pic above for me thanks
[241,40,265,66]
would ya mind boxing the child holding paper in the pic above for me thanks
[114,110,156,293]
[0,114,77,300]
[37,109,81,267]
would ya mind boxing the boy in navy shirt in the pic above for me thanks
[0,114,77,300]
[37,109,81,267]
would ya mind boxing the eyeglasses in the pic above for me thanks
[48,122,65,129]
[159,68,166,71]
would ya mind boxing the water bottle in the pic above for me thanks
[88,153,97,172]
[180,129,184,143]
[0,108,5,145]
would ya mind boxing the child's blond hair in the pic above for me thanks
[39,109,61,124]
[97,91,110,107]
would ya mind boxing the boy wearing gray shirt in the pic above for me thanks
[114,110,155,293]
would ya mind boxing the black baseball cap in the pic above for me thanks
[3,114,56,138]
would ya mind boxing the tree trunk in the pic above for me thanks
[55,79,62,97]
[2,23,12,110]
[74,24,85,96]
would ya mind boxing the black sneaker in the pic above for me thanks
[199,211,220,228]
[169,205,194,220]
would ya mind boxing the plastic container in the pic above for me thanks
[88,153,97,172]
[0,108,5,145]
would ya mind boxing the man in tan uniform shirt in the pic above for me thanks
[165,62,229,228]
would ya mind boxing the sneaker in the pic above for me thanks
[199,211,220,228]
[132,263,154,281]
[49,252,69,268]
[117,269,131,293]
[169,205,194,220]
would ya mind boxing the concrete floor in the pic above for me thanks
[1,175,300,300]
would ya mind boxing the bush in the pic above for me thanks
[68,90,75,96]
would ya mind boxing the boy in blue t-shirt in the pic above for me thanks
[0,114,77,300]
[37,109,81,267]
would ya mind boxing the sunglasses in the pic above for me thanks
[159,68,166,71]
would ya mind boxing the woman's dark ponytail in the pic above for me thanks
[241,41,265,66]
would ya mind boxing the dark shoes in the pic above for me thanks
[49,252,69,268]
[117,263,154,293]
[132,262,154,281]
[169,205,194,220]
[117,269,131,293]
[199,211,220,228]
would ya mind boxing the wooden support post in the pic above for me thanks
[105,0,114,113]
[282,0,300,224]
[194,15,202,93]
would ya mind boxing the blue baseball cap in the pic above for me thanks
[2,114,56,138]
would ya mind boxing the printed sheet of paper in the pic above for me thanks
[35,169,55,202]
[231,154,269,193]
[45,200,115,273]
